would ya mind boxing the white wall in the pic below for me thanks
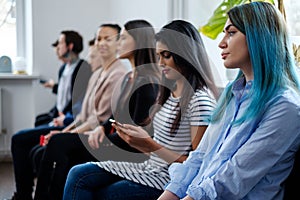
[30,0,171,115]
[30,0,228,115]
[183,0,231,87]
[31,0,110,114]
[106,0,169,29]
[0,78,39,159]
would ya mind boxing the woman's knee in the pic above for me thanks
[48,134,64,144]
[66,165,82,184]
[66,163,98,189]
[68,164,84,177]
[46,134,70,153]
[68,163,93,178]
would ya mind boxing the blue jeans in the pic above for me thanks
[63,162,163,200]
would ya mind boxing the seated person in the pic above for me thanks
[158,2,300,200]
[35,31,91,127]
[10,30,91,200]
[62,19,218,200]
[32,23,130,200]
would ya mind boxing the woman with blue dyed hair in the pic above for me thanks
[158,2,300,200]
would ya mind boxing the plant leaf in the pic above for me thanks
[200,0,275,39]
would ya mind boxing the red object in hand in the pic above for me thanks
[40,135,45,146]
[110,127,115,134]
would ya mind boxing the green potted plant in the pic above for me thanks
[199,0,276,39]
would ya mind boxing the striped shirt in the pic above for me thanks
[95,89,216,190]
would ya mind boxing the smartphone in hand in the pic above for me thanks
[39,79,48,84]
[109,119,124,127]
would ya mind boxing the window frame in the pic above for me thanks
[16,0,25,58]
[15,0,33,74]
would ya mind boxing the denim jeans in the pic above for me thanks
[63,162,163,200]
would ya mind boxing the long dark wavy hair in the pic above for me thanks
[124,19,161,77]
[155,20,218,133]
[115,19,160,126]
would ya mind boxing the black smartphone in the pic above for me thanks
[39,79,48,84]
[109,119,124,127]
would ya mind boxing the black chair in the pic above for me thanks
[283,149,300,200]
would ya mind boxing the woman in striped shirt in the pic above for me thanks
[63,19,219,200]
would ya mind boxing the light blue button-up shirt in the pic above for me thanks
[165,77,300,200]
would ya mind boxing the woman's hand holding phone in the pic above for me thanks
[109,119,124,127]
[110,120,154,153]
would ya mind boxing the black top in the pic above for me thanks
[103,71,160,152]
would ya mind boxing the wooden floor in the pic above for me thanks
[0,162,15,200]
